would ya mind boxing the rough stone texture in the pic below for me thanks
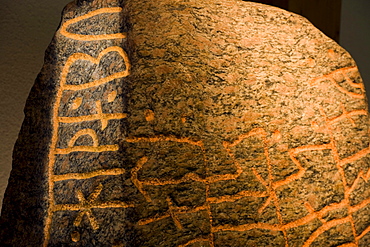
[1,0,370,246]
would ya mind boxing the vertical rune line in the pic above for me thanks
[43,7,131,246]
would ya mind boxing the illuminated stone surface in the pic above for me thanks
[1,0,370,246]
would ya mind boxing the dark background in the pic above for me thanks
[0,0,369,211]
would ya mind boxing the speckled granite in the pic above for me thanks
[1,0,370,246]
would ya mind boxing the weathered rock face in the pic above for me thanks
[1,0,370,246]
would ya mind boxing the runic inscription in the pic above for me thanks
[39,4,370,247]
[121,67,370,247]
[43,7,132,246]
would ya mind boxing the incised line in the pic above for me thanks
[131,157,151,202]
[337,244,358,247]
[53,183,134,231]
[304,202,326,224]
[207,190,268,204]
[68,129,99,147]
[177,238,211,247]
[60,7,126,41]
[126,135,203,147]
[55,145,119,154]
[138,202,209,228]
[302,217,352,247]
[310,66,364,99]
[56,128,119,154]
[54,201,134,211]
[53,168,126,182]
[59,108,127,129]
[166,197,184,230]
[327,104,367,127]
[60,46,130,91]
[73,183,103,231]
[59,113,127,125]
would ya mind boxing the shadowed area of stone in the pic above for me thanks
[1,0,370,246]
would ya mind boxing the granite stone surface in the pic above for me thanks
[1,0,370,246]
